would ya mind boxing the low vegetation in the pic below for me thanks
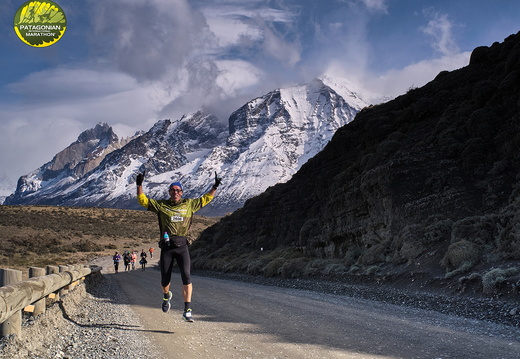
[0,205,219,278]
[192,207,520,300]
[2,205,518,300]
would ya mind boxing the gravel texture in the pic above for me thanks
[193,270,520,328]
[1,267,518,358]
[0,271,159,359]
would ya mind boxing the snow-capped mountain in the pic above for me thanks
[0,176,16,204]
[176,77,366,214]
[5,77,368,215]
[4,123,131,203]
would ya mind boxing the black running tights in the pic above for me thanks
[160,244,191,287]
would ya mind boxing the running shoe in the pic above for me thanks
[183,308,194,322]
[162,291,172,313]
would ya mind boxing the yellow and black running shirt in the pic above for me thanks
[138,192,213,237]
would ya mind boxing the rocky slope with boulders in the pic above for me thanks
[192,31,520,304]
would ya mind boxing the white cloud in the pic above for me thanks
[324,47,471,104]
[200,1,283,47]
[205,16,262,48]
[261,24,302,68]
[421,11,460,56]
[367,52,471,100]
[0,67,173,182]
[82,0,302,121]
[2,0,513,188]
[0,115,83,187]
[359,0,388,13]
[7,68,138,102]
[89,0,215,82]
[215,60,264,97]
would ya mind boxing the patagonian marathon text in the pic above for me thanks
[19,25,62,31]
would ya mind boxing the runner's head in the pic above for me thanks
[169,181,183,201]
[169,182,182,191]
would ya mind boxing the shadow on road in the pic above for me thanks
[85,258,520,359]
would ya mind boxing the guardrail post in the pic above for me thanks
[58,265,69,296]
[0,268,23,338]
[46,265,60,301]
[28,267,46,316]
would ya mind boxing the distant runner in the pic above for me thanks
[135,170,221,322]
[140,249,148,271]
[113,252,121,274]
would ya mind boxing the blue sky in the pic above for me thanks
[1,0,519,190]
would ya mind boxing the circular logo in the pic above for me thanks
[13,1,67,47]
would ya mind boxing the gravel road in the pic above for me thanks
[1,254,519,359]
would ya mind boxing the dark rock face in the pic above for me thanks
[196,32,520,294]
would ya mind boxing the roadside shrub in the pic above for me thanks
[246,257,269,275]
[73,239,104,252]
[303,259,328,277]
[398,240,425,264]
[451,215,498,246]
[222,252,256,273]
[263,258,286,277]
[482,267,519,294]
[342,245,363,266]
[323,263,348,276]
[394,224,426,264]
[244,247,302,276]
[424,218,453,244]
[441,240,481,278]
[359,242,390,265]
[279,257,308,278]
[365,265,381,275]
[349,265,361,274]
[495,205,520,259]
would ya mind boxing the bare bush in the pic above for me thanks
[451,215,498,246]
[482,267,519,294]
[0,205,218,276]
[441,240,481,278]
[424,218,453,244]
[263,258,286,277]
[279,257,308,278]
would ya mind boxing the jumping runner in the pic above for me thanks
[135,170,221,322]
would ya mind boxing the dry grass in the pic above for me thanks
[0,205,220,279]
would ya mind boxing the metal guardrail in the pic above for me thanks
[0,264,101,338]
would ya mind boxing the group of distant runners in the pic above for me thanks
[112,247,154,273]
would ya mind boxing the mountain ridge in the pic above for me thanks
[5,77,368,215]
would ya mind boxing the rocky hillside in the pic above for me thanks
[192,32,520,299]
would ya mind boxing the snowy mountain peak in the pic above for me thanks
[6,77,368,215]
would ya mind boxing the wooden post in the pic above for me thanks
[0,266,92,325]
[28,267,46,316]
[58,265,69,296]
[46,265,60,301]
[0,268,23,338]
